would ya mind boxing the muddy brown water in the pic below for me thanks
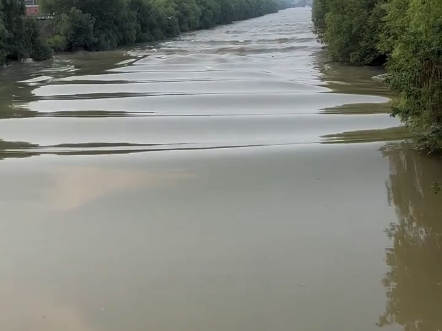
[0,7,441,331]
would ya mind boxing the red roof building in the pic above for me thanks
[26,6,38,15]
[25,0,38,16]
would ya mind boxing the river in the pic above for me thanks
[0,7,441,331]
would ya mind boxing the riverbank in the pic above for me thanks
[312,0,442,151]
[1,0,292,66]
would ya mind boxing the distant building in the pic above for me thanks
[25,0,39,16]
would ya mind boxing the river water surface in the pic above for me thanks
[0,7,442,331]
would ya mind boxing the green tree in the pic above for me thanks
[154,0,180,38]
[324,0,386,65]
[37,0,282,53]
[129,0,160,41]
[198,0,221,29]
[312,0,442,150]
[378,0,409,55]
[2,0,29,60]
[219,0,236,23]
[312,0,328,32]
[0,0,51,64]
[383,0,442,150]
[24,18,53,60]
[59,8,95,51]
[173,0,201,32]
[0,1,8,64]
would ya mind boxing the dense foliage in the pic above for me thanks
[312,0,442,150]
[386,0,442,151]
[1,0,288,64]
[40,0,286,52]
[0,0,52,64]
[312,0,386,65]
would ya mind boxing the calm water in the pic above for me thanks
[0,7,441,331]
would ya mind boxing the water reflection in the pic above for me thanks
[45,166,193,211]
[379,143,442,331]
[313,51,390,97]
[0,50,136,119]
[323,127,409,144]
[312,51,412,143]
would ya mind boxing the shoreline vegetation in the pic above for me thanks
[312,0,442,151]
[1,0,293,65]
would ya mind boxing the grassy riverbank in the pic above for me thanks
[312,0,442,151]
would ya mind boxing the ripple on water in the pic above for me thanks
[1,7,403,157]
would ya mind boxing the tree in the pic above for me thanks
[173,0,201,32]
[312,0,442,150]
[384,0,442,150]
[0,0,51,64]
[324,0,386,65]
[59,8,95,51]
[312,0,327,35]
[198,0,221,29]
[36,0,282,53]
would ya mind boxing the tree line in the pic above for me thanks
[313,0,442,151]
[0,0,53,65]
[0,0,291,65]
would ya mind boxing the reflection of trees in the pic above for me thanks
[0,140,37,160]
[312,50,391,97]
[379,143,442,331]
[0,50,134,118]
